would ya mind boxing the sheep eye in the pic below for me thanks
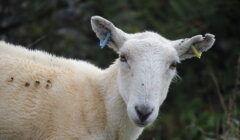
[120,55,127,62]
[169,62,177,70]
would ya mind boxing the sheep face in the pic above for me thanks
[91,16,215,127]
[117,35,179,127]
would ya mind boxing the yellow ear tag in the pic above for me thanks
[191,45,202,59]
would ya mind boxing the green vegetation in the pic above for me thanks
[0,0,239,139]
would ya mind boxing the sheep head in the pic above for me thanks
[91,16,215,127]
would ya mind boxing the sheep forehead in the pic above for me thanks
[132,31,169,43]
[121,34,178,61]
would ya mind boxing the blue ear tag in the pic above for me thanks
[99,32,111,49]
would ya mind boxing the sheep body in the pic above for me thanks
[0,41,139,140]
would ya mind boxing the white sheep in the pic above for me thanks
[0,16,215,140]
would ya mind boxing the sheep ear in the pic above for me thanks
[172,33,215,60]
[91,16,129,52]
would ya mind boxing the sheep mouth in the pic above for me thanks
[135,122,148,127]
[132,118,152,127]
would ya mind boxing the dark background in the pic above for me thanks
[0,0,239,139]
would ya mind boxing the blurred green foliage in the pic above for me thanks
[0,0,239,139]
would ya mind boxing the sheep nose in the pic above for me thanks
[135,105,154,122]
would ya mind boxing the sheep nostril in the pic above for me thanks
[135,105,154,122]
